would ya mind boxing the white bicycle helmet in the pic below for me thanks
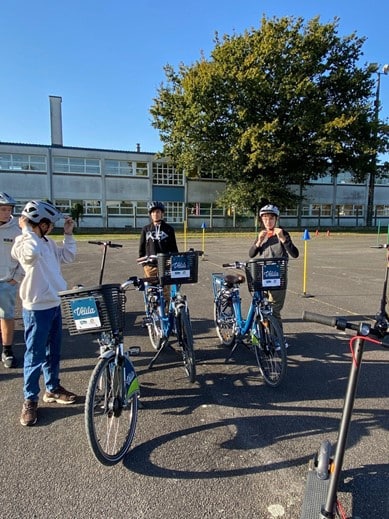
[147,201,165,213]
[22,200,63,224]
[259,204,280,217]
[0,192,16,206]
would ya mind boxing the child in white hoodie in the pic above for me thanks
[12,200,77,426]
[0,192,23,368]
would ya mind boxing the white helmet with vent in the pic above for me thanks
[22,200,63,224]
[259,204,280,217]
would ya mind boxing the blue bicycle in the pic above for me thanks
[136,250,202,383]
[212,257,288,387]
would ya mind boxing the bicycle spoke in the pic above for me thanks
[176,308,196,383]
[85,356,138,465]
[252,315,287,387]
[214,293,236,347]
[145,291,163,350]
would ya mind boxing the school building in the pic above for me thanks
[1,96,388,229]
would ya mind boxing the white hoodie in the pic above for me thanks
[11,228,76,311]
[0,215,23,283]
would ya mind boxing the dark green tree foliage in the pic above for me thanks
[150,16,388,214]
[70,202,84,227]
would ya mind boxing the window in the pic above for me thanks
[106,200,152,216]
[53,157,101,175]
[282,207,298,216]
[0,153,47,171]
[336,205,363,216]
[135,162,148,176]
[187,202,224,217]
[376,205,389,217]
[309,174,333,184]
[105,160,133,176]
[55,199,74,213]
[152,162,183,185]
[165,202,184,223]
[85,200,101,215]
[135,201,148,216]
[336,172,364,185]
[107,201,134,215]
[301,204,332,217]
[54,199,101,215]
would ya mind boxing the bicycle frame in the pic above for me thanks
[231,288,270,336]
[212,273,272,353]
[144,282,186,361]
[137,251,200,383]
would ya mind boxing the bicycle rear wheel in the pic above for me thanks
[214,292,236,347]
[252,315,287,387]
[85,355,138,465]
[176,307,196,383]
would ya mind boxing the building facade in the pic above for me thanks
[1,96,388,229]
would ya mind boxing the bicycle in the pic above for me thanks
[136,249,203,384]
[211,257,288,387]
[300,251,389,518]
[59,240,141,465]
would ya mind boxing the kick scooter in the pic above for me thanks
[300,248,389,518]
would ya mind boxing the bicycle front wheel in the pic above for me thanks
[85,355,138,465]
[214,293,236,347]
[176,307,196,383]
[252,315,287,387]
[147,304,163,350]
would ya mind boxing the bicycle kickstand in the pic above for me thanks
[225,339,241,362]
[148,338,174,369]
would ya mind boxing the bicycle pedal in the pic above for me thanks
[128,346,141,356]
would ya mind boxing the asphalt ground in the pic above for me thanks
[1,232,388,519]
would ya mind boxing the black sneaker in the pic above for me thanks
[2,349,15,368]
[20,400,38,426]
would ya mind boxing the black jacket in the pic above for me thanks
[138,220,178,257]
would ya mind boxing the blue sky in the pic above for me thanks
[1,0,388,153]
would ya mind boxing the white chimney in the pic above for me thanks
[49,95,63,146]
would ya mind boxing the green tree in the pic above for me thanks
[70,202,84,228]
[150,15,388,218]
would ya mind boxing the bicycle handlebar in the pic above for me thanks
[222,261,246,269]
[222,257,288,269]
[137,250,204,266]
[88,240,123,248]
[302,311,389,348]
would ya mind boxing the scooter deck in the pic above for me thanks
[300,461,330,519]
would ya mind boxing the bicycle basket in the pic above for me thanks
[245,258,288,292]
[157,251,199,285]
[59,283,126,335]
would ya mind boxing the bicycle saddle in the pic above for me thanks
[224,274,245,287]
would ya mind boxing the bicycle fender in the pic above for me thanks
[124,358,140,397]
[99,349,115,360]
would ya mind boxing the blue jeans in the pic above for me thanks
[22,306,63,401]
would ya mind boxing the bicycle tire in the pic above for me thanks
[146,297,163,350]
[214,292,236,347]
[176,307,196,383]
[145,291,163,350]
[252,315,287,387]
[85,355,138,465]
